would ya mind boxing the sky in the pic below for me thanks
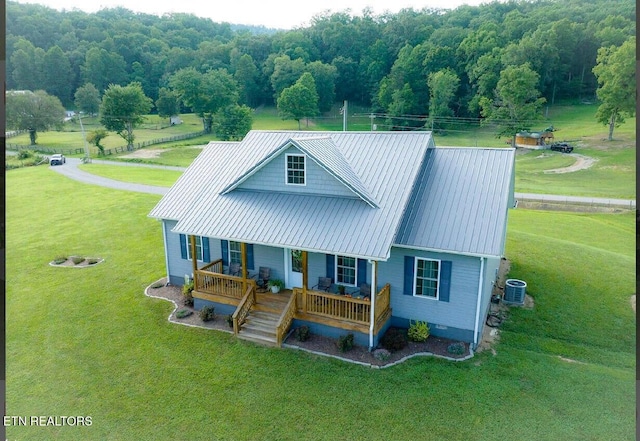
[15,0,490,29]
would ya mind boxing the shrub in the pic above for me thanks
[336,333,354,352]
[226,314,234,328]
[17,150,32,160]
[373,348,391,361]
[295,326,310,342]
[53,256,67,264]
[182,280,194,307]
[380,327,408,352]
[70,256,85,265]
[447,342,466,356]
[175,309,193,319]
[199,306,215,322]
[407,320,430,342]
[87,258,100,265]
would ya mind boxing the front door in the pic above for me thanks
[285,249,303,289]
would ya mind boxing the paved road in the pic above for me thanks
[51,158,637,208]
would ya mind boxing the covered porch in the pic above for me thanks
[186,238,391,346]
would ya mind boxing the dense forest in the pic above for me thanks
[6,0,636,129]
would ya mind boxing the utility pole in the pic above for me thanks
[78,114,91,163]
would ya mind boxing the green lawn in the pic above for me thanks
[5,167,635,440]
[78,163,183,187]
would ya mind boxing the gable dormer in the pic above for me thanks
[220,136,379,208]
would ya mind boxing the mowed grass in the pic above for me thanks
[77,163,183,187]
[5,167,635,440]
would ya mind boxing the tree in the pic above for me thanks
[74,83,101,115]
[213,104,253,141]
[427,69,460,131]
[592,37,636,141]
[480,64,546,143]
[305,61,337,113]
[100,82,153,150]
[81,47,128,92]
[277,73,319,129]
[43,45,73,105]
[87,129,108,155]
[155,88,181,124]
[169,67,239,133]
[6,90,65,144]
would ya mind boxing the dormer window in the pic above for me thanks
[286,154,306,185]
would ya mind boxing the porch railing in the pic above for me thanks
[233,284,256,335]
[194,261,256,299]
[199,258,223,274]
[275,294,297,346]
[296,284,391,326]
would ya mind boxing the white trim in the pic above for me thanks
[285,153,306,186]
[186,235,204,262]
[162,220,171,282]
[368,260,377,350]
[473,257,485,347]
[335,254,357,287]
[413,257,440,300]
[228,240,242,265]
[392,243,501,259]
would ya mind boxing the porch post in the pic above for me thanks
[189,235,198,281]
[241,242,248,292]
[302,251,308,313]
[369,260,377,350]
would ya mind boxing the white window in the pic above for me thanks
[186,235,203,261]
[414,258,440,299]
[336,255,357,286]
[286,154,306,185]
[229,241,242,265]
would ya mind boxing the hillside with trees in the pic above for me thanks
[6,0,635,132]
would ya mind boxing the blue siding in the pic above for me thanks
[238,146,357,198]
[380,246,481,333]
[164,220,221,286]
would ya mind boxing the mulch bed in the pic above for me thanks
[145,278,473,367]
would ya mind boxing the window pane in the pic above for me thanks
[415,259,439,298]
[287,155,305,185]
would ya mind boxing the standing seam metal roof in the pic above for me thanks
[149,131,514,260]
[394,147,515,257]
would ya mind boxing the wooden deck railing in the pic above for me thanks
[233,284,256,335]
[199,259,223,274]
[374,284,391,323]
[297,284,391,326]
[194,267,256,299]
[275,294,297,346]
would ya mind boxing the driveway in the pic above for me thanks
[49,158,182,195]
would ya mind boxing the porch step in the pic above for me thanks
[238,310,279,346]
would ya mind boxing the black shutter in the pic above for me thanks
[202,237,210,262]
[357,259,367,286]
[221,240,229,266]
[247,244,254,270]
[439,261,452,302]
[326,254,335,282]
[179,234,187,260]
[403,256,415,296]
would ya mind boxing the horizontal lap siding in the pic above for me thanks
[253,245,285,281]
[380,247,481,331]
[239,146,355,198]
[165,219,221,285]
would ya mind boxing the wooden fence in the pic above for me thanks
[6,130,206,156]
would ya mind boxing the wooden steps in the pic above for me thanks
[237,291,292,346]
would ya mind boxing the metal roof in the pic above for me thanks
[150,130,433,261]
[149,131,514,260]
[394,147,515,257]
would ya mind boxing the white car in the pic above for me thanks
[50,154,66,166]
